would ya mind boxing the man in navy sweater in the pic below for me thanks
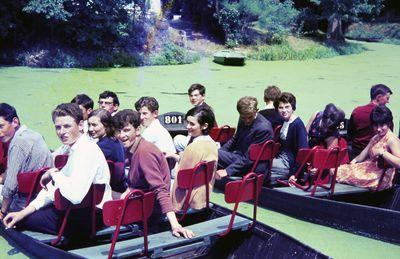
[216,96,273,179]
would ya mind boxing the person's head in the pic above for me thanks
[185,106,215,137]
[320,103,345,135]
[112,109,141,148]
[51,103,84,146]
[188,83,206,106]
[274,92,296,121]
[264,85,281,104]
[88,109,114,139]
[237,96,258,126]
[370,84,392,105]
[134,96,159,127]
[370,105,393,137]
[71,94,94,120]
[98,90,120,114]
[0,103,20,143]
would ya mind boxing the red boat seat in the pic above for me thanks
[273,125,282,142]
[17,167,50,207]
[102,189,155,259]
[175,160,216,221]
[248,140,280,182]
[209,125,235,144]
[54,154,68,169]
[220,172,263,236]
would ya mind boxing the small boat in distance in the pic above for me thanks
[213,50,245,66]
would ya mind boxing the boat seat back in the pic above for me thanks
[54,154,68,169]
[210,125,235,143]
[225,174,263,204]
[273,125,282,142]
[17,167,50,207]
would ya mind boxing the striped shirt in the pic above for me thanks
[1,125,53,210]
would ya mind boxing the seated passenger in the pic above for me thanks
[134,96,175,154]
[306,103,345,148]
[170,106,218,211]
[271,92,308,183]
[88,109,126,192]
[259,85,284,129]
[98,90,119,116]
[0,103,53,219]
[337,105,400,190]
[216,96,273,180]
[3,103,112,236]
[71,93,93,133]
[112,110,194,238]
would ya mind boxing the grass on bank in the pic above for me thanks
[346,22,400,45]
[249,36,366,61]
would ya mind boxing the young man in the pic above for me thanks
[112,109,194,238]
[98,90,119,116]
[0,103,53,219]
[3,103,112,235]
[71,94,94,133]
[134,97,175,154]
[259,85,284,129]
[187,83,210,109]
[216,96,273,180]
[348,84,393,158]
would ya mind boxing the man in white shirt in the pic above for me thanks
[134,97,175,154]
[3,103,111,236]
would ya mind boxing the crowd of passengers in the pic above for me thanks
[0,83,399,240]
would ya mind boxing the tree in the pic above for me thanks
[310,0,384,43]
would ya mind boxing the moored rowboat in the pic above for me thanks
[213,50,245,66]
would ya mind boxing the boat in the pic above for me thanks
[0,203,328,258]
[213,50,245,66]
[215,178,400,245]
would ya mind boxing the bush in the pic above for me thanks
[148,42,200,65]
[249,41,365,61]
[346,23,400,44]
[17,48,77,68]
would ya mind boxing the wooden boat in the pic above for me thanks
[215,179,400,245]
[213,50,245,66]
[0,204,328,258]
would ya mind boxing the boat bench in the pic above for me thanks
[22,224,139,244]
[275,183,369,197]
[70,215,251,259]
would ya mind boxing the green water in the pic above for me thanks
[0,41,400,258]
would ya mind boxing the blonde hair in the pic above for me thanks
[237,96,258,114]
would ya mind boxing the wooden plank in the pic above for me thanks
[70,215,251,259]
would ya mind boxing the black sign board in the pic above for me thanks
[158,111,188,137]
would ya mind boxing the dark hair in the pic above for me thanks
[370,105,393,126]
[274,92,296,111]
[185,106,215,135]
[71,94,94,110]
[370,84,392,100]
[264,85,281,103]
[188,83,206,96]
[88,109,114,137]
[0,103,19,123]
[99,90,120,106]
[112,109,140,130]
[51,103,83,125]
[320,103,345,135]
[134,96,159,113]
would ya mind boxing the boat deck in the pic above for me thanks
[275,183,369,197]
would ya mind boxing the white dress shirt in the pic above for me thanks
[30,134,112,210]
[142,119,176,153]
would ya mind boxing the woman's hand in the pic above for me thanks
[172,224,195,238]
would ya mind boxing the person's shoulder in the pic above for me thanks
[140,138,162,155]
[255,114,272,128]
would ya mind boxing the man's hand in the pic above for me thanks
[40,168,59,190]
[172,225,195,239]
[3,211,24,229]
[215,169,228,180]
[288,175,297,187]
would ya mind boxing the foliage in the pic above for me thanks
[212,0,299,44]
[346,22,400,44]
[249,40,365,61]
[148,42,200,65]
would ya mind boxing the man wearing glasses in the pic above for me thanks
[98,90,120,116]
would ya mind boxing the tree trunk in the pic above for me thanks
[326,13,345,43]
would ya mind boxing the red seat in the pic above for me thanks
[209,125,235,144]
[103,190,155,259]
[220,172,263,237]
[52,184,105,246]
[338,137,350,164]
[0,142,8,174]
[107,161,126,192]
[17,167,50,207]
[273,125,282,142]
[248,140,280,181]
[175,160,216,221]
[54,154,68,169]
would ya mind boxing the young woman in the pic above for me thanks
[271,92,308,183]
[88,109,125,192]
[170,106,218,211]
[306,103,345,148]
[336,105,400,190]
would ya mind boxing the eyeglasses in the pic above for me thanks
[98,101,114,105]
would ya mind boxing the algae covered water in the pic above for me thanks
[0,41,399,258]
